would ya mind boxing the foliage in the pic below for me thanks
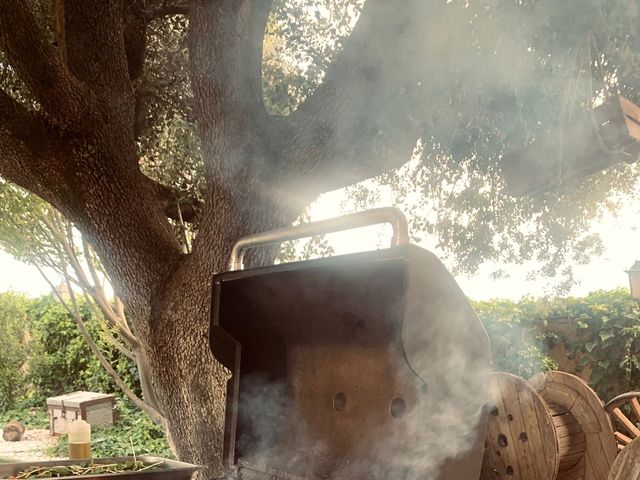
[0,294,169,460]
[26,296,140,406]
[0,292,30,412]
[473,297,559,380]
[2,0,640,289]
[49,398,172,459]
[263,0,363,115]
[0,181,56,267]
[138,15,202,246]
[0,406,49,430]
[0,180,160,423]
[540,289,640,400]
[474,288,640,400]
[15,460,164,478]
[276,211,335,263]
[333,0,640,290]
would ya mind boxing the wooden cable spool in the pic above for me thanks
[481,372,559,480]
[482,372,618,480]
[608,435,640,480]
[604,391,640,451]
[530,371,618,480]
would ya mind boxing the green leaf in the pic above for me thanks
[579,356,592,367]
[599,331,615,342]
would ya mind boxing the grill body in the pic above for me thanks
[210,245,490,480]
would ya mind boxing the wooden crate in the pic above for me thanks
[46,391,116,436]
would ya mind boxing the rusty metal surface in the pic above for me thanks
[210,244,490,480]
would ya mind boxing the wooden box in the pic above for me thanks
[46,391,116,436]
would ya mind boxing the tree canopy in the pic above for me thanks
[3,0,639,283]
[1,0,639,477]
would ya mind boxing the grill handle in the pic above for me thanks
[227,207,410,271]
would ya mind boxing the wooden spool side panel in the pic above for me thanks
[481,373,558,480]
[530,371,618,480]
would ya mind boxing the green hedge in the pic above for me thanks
[474,288,640,401]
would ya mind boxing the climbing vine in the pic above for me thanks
[474,289,640,401]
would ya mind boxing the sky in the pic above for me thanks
[305,189,640,300]
[5,189,637,301]
[0,251,51,295]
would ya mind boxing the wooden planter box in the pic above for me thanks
[46,391,116,436]
[0,456,200,480]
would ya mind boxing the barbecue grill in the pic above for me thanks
[210,208,490,480]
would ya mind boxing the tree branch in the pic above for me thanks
[0,0,92,129]
[44,212,92,287]
[189,0,274,182]
[143,2,189,20]
[280,0,435,193]
[0,89,55,199]
[123,1,149,82]
[37,211,161,411]
[82,238,139,346]
[83,298,136,360]
[60,0,132,95]
[44,211,142,347]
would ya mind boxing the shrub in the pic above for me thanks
[0,292,30,412]
[25,295,140,406]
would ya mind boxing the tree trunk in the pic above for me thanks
[142,194,298,478]
[0,1,435,478]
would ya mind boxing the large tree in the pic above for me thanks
[1,0,639,477]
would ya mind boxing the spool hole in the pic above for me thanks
[390,398,407,419]
[333,392,347,411]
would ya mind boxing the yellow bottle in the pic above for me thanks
[68,419,91,459]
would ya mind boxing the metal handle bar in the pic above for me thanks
[227,207,410,271]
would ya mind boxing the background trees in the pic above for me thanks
[0,0,639,476]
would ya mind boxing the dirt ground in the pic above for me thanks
[0,429,62,463]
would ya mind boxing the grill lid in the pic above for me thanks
[209,209,490,480]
